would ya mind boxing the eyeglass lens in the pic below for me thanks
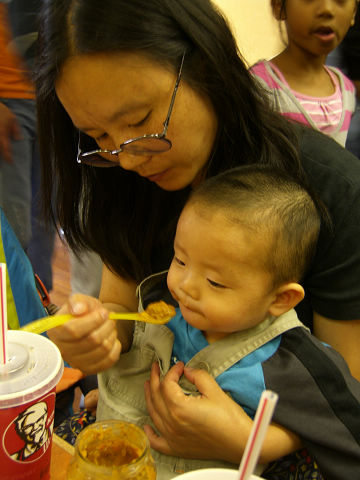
[79,135,172,166]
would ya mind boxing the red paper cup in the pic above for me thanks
[0,330,63,480]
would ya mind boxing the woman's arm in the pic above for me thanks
[47,265,138,374]
[99,264,138,354]
[99,264,138,311]
[313,312,360,381]
[144,362,301,464]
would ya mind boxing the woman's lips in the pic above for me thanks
[146,169,169,182]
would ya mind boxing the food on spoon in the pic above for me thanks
[140,301,176,323]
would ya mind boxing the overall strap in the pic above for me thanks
[179,310,306,394]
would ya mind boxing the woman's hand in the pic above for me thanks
[47,294,121,374]
[144,362,301,464]
[144,362,252,463]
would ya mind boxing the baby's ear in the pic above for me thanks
[268,283,304,317]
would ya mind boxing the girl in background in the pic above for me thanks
[251,0,358,146]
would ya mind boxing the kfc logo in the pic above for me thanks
[3,393,54,463]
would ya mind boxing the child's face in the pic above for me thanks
[279,0,357,56]
[167,204,279,343]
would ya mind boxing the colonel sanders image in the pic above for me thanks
[10,402,51,461]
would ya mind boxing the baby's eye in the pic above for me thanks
[174,256,185,266]
[208,279,226,288]
[128,111,151,128]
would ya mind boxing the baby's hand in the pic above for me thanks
[47,294,121,374]
[84,388,99,417]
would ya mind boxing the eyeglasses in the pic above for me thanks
[76,52,185,167]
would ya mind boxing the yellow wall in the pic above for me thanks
[212,0,284,66]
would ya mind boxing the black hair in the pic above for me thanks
[188,164,321,286]
[36,0,304,282]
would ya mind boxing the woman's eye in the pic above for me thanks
[208,279,226,288]
[128,111,151,128]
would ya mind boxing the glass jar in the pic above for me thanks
[66,420,156,480]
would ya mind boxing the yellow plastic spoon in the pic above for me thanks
[20,301,176,335]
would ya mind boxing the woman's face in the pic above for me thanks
[56,52,218,191]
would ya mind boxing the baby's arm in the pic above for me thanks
[84,389,99,416]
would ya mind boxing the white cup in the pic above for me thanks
[175,468,264,479]
[0,330,63,480]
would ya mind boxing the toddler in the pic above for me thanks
[97,165,360,480]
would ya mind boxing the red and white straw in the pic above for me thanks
[0,263,8,364]
[238,390,278,480]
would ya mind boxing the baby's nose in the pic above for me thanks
[179,274,200,301]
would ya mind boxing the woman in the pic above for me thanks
[37,0,360,466]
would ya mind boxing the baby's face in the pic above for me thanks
[167,204,277,343]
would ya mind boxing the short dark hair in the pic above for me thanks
[36,0,304,282]
[189,165,321,286]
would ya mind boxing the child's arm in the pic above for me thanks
[144,362,301,464]
[84,389,99,416]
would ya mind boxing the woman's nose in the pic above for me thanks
[109,135,151,170]
[118,151,151,171]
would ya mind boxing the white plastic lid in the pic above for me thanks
[0,330,64,408]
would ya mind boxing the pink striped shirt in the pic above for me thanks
[250,60,356,146]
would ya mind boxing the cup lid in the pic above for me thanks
[0,330,63,408]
